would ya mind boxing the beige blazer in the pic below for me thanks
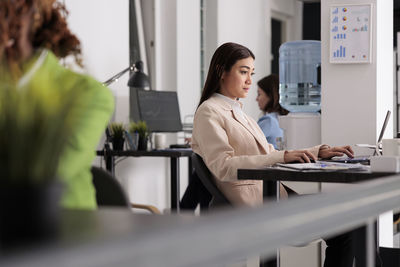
[192,95,320,207]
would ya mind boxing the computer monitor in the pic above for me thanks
[136,90,183,132]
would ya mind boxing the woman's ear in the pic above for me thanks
[220,71,226,81]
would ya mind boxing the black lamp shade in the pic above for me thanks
[127,60,150,88]
[127,72,149,88]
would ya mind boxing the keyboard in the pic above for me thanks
[324,156,370,165]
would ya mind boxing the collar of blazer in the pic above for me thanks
[209,95,268,152]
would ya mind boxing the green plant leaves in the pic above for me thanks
[0,81,80,184]
[128,120,149,138]
[109,122,125,139]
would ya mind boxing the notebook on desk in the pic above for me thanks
[327,110,391,164]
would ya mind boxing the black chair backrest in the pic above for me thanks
[91,166,130,208]
[191,153,231,208]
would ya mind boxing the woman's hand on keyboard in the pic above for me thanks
[318,145,354,159]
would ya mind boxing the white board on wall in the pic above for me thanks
[329,4,372,64]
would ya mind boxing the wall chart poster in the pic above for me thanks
[330,4,372,64]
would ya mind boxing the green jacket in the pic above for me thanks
[24,50,114,209]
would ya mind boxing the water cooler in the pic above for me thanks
[278,40,322,150]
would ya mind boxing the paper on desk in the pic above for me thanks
[276,161,369,171]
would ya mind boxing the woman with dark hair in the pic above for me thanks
[256,74,288,149]
[0,0,114,210]
[192,42,353,206]
[191,42,358,266]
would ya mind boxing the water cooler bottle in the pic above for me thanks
[278,40,322,150]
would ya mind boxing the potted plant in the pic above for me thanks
[109,122,125,151]
[0,81,79,247]
[129,121,149,151]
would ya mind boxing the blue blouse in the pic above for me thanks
[257,112,284,149]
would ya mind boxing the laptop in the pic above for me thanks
[327,110,391,164]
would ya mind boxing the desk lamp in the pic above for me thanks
[102,60,150,174]
[103,60,150,88]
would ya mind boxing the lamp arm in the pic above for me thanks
[103,65,134,86]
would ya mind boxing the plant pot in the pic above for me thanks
[112,138,125,151]
[138,136,148,151]
[0,181,63,250]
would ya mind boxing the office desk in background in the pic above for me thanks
[238,166,394,197]
[238,166,396,267]
[96,149,193,212]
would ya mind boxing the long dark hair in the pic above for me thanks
[198,42,255,108]
[257,74,288,115]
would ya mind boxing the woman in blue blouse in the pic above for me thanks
[256,74,288,149]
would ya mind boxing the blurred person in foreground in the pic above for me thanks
[0,0,114,210]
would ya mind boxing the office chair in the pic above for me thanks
[191,154,276,267]
[91,166,160,214]
[191,153,231,209]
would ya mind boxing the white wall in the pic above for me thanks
[321,0,393,151]
[177,0,201,120]
[152,0,200,126]
[64,0,129,89]
[377,0,395,138]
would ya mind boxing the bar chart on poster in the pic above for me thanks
[330,4,372,64]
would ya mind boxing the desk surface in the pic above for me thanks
[96,148,193,158]
[238,166,394,183]
[2,178,400,267]
[238,166,398,253]
[1,208,197,266]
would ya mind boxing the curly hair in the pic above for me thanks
[0,0,82,74]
